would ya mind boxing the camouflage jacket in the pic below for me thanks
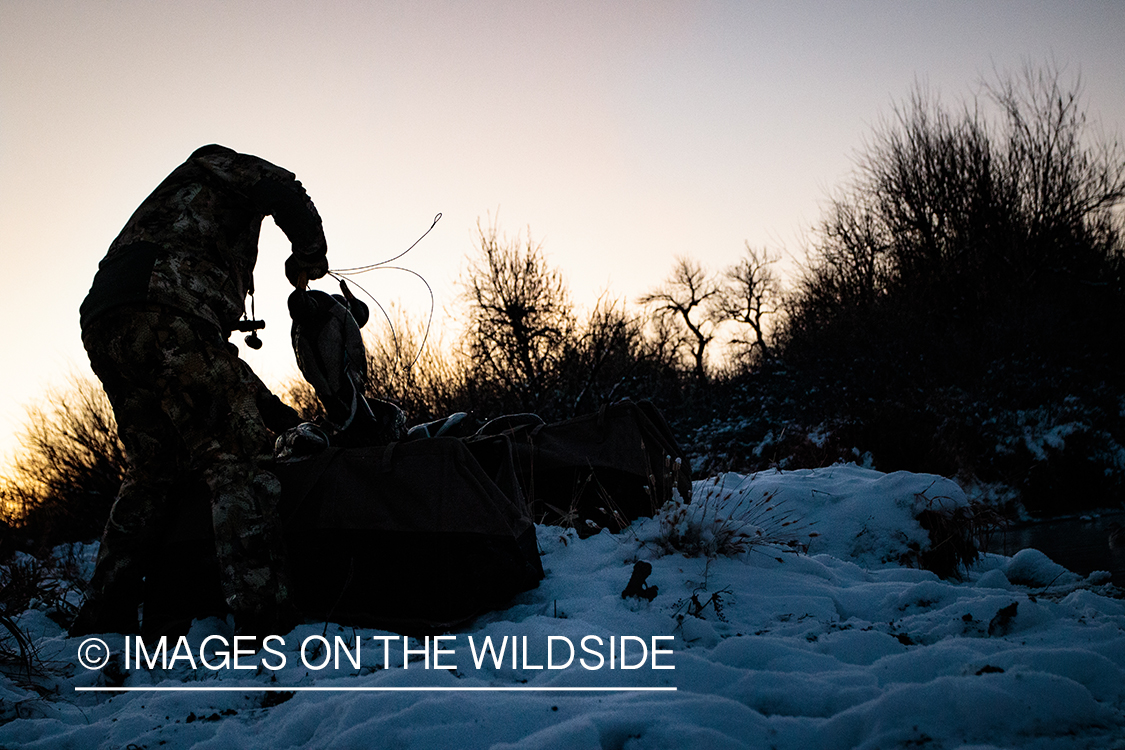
[80,145,327,335]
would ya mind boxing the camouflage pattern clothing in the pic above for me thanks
[71,145,326,636]
[80,144,328,334]
[74,306,292,633]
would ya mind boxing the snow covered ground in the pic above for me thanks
[2,465,1124,749]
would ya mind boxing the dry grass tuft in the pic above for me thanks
[644,475,815,560]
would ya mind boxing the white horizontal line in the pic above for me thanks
[76,686,677,693]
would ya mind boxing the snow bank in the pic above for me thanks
[1,465,1122,749]
[659,465,969,568]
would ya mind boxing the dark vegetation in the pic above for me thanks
[701,64,1125,517]
[1,378,124,555]
[3,64,1122,566]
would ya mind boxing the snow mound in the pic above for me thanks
[1004,547,1083,588]
[685,465,969,568]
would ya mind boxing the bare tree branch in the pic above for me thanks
[638,257,721,381]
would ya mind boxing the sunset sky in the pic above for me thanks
[1,1,1123,463]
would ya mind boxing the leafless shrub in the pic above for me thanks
[912,500,1010,579]
[783,63,1124,363]
[0,545,87,682]
[279,377,324,423]
[459,216,576,416]
[363,303,466,423]
[562,294,652,416]
[3,374,125,548]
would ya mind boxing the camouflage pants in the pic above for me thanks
[78,304,290,629]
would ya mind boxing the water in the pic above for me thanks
[983,512,1125,584]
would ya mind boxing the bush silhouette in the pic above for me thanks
[782,64,1124,380]
[2,375,125,550]
[707,63,1125,512]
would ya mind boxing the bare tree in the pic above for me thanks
[638,257,722,381]
[460,217,576,414]
[716,244,782,364]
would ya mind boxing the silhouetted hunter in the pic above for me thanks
[70,145,328,638]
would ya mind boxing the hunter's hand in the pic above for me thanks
[285,253,327,288]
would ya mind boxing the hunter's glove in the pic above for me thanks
[285,252,329,288]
